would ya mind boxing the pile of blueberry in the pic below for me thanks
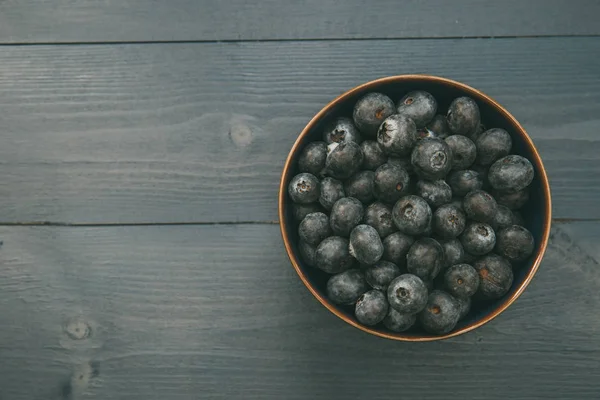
[288,90,535,335]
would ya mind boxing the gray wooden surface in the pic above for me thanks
[0,1,599,399]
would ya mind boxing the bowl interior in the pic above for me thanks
[281,76,551,340]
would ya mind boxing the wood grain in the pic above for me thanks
[0,0,598,43]
[0,38,598,223]
[0,222,598,399]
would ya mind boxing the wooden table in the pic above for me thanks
[0,1,599,399]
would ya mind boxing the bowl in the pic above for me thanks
[278,75,551,341]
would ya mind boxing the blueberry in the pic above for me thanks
[298,240,317,267]
[387,156,414,174]
[392,195,432,236]
[355,290,389,326]
[455,296,471,320]
[492,205,518,231]
[349,224,384,265]
[460,222,496,255]
[445,135,476,170]
[364,202,396,238]
[319,177,345,210]
[492,188,529,210]
[373,163,411,204]
[345,170,375,204]
[299,212,332,246]
[448,197,464,211]
[387,274,428,314]
[473,254,514,300]
[447,170,483,197]
[443,264,480,298]
[470,163,491,190]
[316,236,356,274]
[476,128,512,166]
[365,260,401,290]
[293,203,324,222]
[463,190,498,223]
[323,117,362,144]
[407,238,445,281]
[330,197,364,236]
[377,114,417,156]
[324,141,364,180]
[463,251,478,264]
[495,225,535,263]
[447,97,481,137]
[488,155,534,192]
[416,180,452,208]
[353,92,396,137]
[418,290,460,334]
[298,141,327,176]
[411,138,452,180]
[416,128,437,140]
[426,114,451,139]
[327,269,368,305]
[288,173,320,204]
[432,204,466,238]
[384,308,417,332]
[440,238,465,270]
[396,90,437,128]
[382,231,415,267]
[361,140,387,170]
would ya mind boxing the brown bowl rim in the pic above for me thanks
[278,74,552,342]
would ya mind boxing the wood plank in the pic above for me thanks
[0,0,598,43]
[0,222,598,399]
[0,37,598,223]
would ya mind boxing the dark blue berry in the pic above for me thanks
[288,173,320,204]
[382,231,415,267]
[344,170,375,204]
[488,155,534,192]
[387,156,414,174]
[476,128,512,166]
[355,290,389,326]
[495,225,535,263]
[349,224,384,265]
[407,238,445,281]
[447,169,483,197]
[387,274,428,314]
[426,114,451,139]
[316,236,356,274]
[293,203,324,222]
[396,90,437,128]
[361,140,387,170]
[440,238,465,270]
[460,222,496,256]
[416,179,452,208]
[411,138,452,180]
[323,117,361,144]
[330,197,364,236]
[492,205,518,231]
[474,254,514,300]
[377,114,417,156]
[319,177,345,210]
[327,269,368,305]
[416,127,437,140]
[433,204,466,238]
[298,141,327,176]
[463,190,498,223]
[444,264,480,298]
[353,92,396,137]
[364,202,396,238]
[392,195,432,236]
[374,163,411,204]
[384,308,416,332]
[492,188,529,210]
[447,97,481,137]
[455,296,471,321]
[365,260,401,290]
[324,141,364,180]
[445,135,476,170]
[299,212,332,246]
[298,240,317,267]
[419,290,460,334]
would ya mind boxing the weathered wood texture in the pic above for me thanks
[0,0,598,43]
[0,222,597,399]
[0,37,598,224]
